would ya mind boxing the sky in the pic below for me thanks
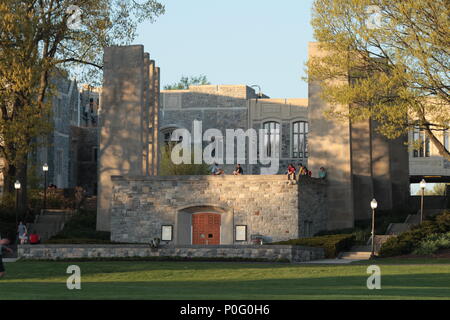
[134,0,315,98]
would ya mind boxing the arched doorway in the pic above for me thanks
[192,213,221,245]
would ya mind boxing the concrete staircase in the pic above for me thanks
[27,209,75,242]
[83,196,97,211]
[338,245,372,260]
[385,213,422,236]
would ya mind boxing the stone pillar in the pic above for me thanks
[307,42,354,230]
[97,45,160,232]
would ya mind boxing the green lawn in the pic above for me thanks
[0,260,449,300]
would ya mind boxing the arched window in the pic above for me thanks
[292,121,308,158]
[263,121,280,157]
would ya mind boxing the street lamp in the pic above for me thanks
[14,180,21,243]
[250,85,262,99]
[370,198,378,258]
[420,179,427,223]
[43,163,49,212]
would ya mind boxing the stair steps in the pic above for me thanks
[339,245,372,260]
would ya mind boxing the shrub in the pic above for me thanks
[45,238,116,244]
[270,234,355,258]
[413,232,450,255]
[379,211,450,257]
[47,209,110,242]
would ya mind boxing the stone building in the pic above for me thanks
[98,43,448,243]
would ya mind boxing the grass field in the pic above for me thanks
[0,260,449,300]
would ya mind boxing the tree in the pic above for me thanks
[164,75,210,90]
[0,0,164,210]
[159,145,210,176]
[307,0,450,160]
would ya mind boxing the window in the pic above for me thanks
[161,127,181,147]
[293,121,309,158]
[444,130,449,152]
[56,150,63,175]
[263,121,280,157]
[413,126,430,158]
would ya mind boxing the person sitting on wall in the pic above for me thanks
[211,163,225,175]
[286,164,296,185]
[233,164,244,175]
[29,231,41,245]
[319,167,327,180]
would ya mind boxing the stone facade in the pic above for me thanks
[18,244,325,263]
[110,175,328,244]
[98,45,160,231]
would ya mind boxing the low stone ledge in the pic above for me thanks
[17,244,324,263]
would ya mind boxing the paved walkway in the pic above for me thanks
[3,258,18,263]
[298,259,362,264]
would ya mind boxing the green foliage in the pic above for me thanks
[45,238,114,245]
[0,0,165,195]
[159,145,211,176]
[379,211,450,257]
[271,234,355,258]
[413,232,450,255]
[48,209,110,242]
[164,75,210,90]
[416,184,449,196]
[308,0,450,160]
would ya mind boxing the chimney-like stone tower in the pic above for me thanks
[97,45,160,232]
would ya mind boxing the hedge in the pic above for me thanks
[270,234,355,258]
[44,238,116,245]
[379,211,450,257]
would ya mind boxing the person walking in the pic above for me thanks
[0,239,13,278]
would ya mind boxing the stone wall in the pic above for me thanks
[18,244,325,263]
[110,175,328,245]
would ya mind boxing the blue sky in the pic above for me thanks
[134,0,315,98]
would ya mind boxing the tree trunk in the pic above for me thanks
[2,154,28,220]
[424,125,450,161]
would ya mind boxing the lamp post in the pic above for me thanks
[370,198,378,258]
[420,179,426,223]
[14,180,21,243]
[43,163,49,213]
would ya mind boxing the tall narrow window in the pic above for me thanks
[293,121,309,158]
[263,122,280,157]
[444,130,449,152]
[413,126,430,158]
[56,150,63,175]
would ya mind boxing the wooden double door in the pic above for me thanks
[192,213,221,245]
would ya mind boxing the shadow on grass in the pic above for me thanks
[0,273,449,300]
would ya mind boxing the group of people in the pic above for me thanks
[211,163,243,176]
[286,163,327,184]
[17,221,41,245]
